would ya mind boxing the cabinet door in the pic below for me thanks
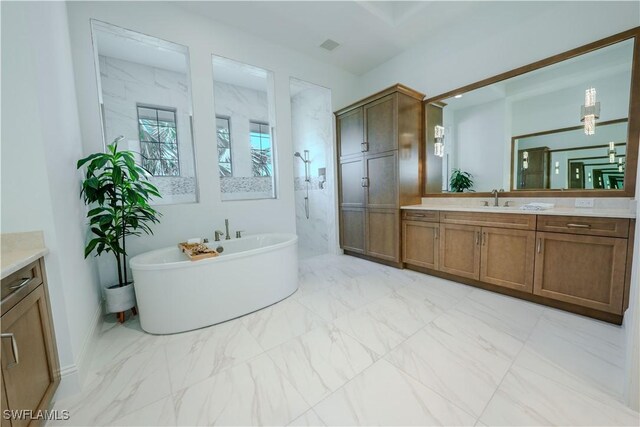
[403,220,439,269]
[439,223,481,280]
[366,209,400,262]
[480,227,535,292]
[364,94,397,154]
[1,286,57,427]
[339,157,364,207]
[534,232,627,314]
[340,208,365,254]
[365,151,397,208]
[337,108,364,158]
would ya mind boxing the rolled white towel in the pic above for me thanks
[520,202,555,211]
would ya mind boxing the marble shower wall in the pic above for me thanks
[290,80,336,257]
[99,55,197,205]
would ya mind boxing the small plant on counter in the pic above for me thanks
[450,169,475,192]
[77,136,162,319]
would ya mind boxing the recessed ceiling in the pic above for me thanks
[173,1,504,75]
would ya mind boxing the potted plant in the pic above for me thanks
[450,169,475,192]
[77,136,161,322]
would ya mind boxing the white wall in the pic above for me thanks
[1,1,102,395]
[66,1,359,286]
[358,2,639,101]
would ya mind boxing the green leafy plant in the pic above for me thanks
[450,169,475,192]
[77,136,162,288]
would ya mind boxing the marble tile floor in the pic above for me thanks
[50,253,640,426]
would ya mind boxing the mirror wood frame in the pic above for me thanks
[422,26,640,198]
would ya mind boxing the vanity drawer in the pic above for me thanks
[1,260,44,310]
[402,210,439,222]
[440,211,536,230]
[536,216,630,238]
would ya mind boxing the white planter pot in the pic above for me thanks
[104,282,136,313]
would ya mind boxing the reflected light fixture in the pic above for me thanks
[588,172,592,183]
[522,151,529,170]
[581,87,600,135]
[434,125,445,157]
[608,141,616,163]
[619,157,625,172]
[575,167,580,180]
[554,161,560,175]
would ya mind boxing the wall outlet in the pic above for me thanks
[575,198,595,208]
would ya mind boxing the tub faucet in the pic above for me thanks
[214,230,225,242]
[225,219,231,240]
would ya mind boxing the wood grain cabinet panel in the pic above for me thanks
[366,151,397,208]
[536,215,630,238]
[366,209,400,262]
[440,211,536,230]
[480,227,535,292]
[439,223,481,280]
[1,285,58,427]
[337,107,364,158]
[403,220,439,269]
[339,158,365,207]
[340,208,365,254]
[364,94,397,154]
[534,232,627,314]
[402,210,439,222]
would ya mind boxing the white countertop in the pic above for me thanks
[401,204,636,219]
[1,231,48,279]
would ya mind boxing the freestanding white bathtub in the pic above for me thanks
[129,233,298,334]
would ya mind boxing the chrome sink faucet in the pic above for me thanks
[214,230,225,242]
[490,189,504,207]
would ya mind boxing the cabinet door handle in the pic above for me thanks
[361,177,369,187]
[411,214,425,217]
[537,238,542,253]
[8,277,31,291]
[435,227,439,239]
[361,142,369,152]
[566,223,591,228]
[475,231,480,245]
[1,333,19,368]
[482,232,487,246]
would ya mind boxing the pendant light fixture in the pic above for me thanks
[581,87,600,135]
[434,125,445,157]
[608,142,616,163]
[522,151,529,170]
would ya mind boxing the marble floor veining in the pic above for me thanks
[50,253,640,426]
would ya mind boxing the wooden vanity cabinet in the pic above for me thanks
[481,227,536,292]
[401,210,633,323]
[534,232,627,314]
[1,259,59,427]
[402,210,440,269]
[439,223,481,280]
[337,84,424,264]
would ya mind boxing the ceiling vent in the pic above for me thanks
[319,39,340,52]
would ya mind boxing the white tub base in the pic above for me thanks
[130,234,298,334]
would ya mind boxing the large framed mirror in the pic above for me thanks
[91,20,199,205]
[423,27,639,197]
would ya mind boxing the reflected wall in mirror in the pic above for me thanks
[513,119,627,190]
[91,21,198,205]
[424,34,637,195]
[212,56,277,201]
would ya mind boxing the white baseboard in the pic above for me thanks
[54,303,103,400]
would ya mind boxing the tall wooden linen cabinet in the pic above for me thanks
[336,84,424,265]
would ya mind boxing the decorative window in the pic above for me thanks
[216,116,232,177]
[137,106,179,176]
[250,121,272,177]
